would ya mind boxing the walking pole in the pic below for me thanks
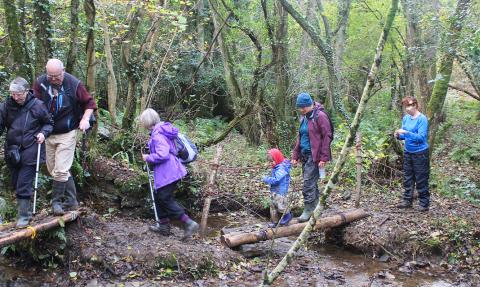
[146,163,160,223]
[32,143,41,215]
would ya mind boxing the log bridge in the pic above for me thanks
[220,208,368,248]
[0,210,83,248]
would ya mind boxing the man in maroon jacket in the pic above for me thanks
[33,59,97,215]
[291,93,333,222]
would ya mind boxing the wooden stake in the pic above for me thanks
[199,145,222,239]
[221,209,368,248]
[355,132,362,208]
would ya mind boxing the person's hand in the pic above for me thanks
[396,129,408,135]
[394,131,399,138]
[292,159,298,166]
[142,154,149,161]
[318,161,326,168]
[79,119,91,132]
[36,133,45,144]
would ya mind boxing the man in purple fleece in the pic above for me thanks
[139,108,199,239]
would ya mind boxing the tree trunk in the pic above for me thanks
[334,0,351,77]
[402,0,436,112]
[426,0,471,150]
[263,0,399,284]
[280,0,350,123]
[3,0,31,78]
[33,0,52,75]
[17,0,33,80]
[140,18,162,111]
[121,7,145,129]
[100,13,118,123]
[84,0,96,97]
[274,1,289,121]
[66,0,80,74]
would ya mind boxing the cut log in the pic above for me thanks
[0,210,83,248]
[221,219,301,236]
[221,209,368,248]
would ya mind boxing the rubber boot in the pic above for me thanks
[16,198,32,228]
[396,200,412,209]
[298,198,318,223]
[63,177,79,211]
[52,180,67,215]
[149,222,172,236]
[183,219,199,240]
[279,212,293,226]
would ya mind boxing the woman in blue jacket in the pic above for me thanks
[394,97,430,212]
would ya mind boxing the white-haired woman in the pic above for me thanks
[139,108,198,240]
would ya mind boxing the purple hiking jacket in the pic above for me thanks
[146,122,187,189]
[292,102,333,163]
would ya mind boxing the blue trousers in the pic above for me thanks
[403,149,430,208]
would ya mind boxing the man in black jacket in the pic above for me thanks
[0,77,53,227]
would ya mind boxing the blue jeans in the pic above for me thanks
[403,148,430,207]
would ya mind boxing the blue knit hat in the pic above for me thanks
[296,92,313,108]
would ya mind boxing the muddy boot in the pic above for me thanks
[417,205,429,212]
[298,198,318,223]
[279,212,293,226]
[149,222,172,236]
[52,180,67,215]
[16,198,32,228]
[183,219,199,240]
[63,177,79,211]
[396,200,412,209]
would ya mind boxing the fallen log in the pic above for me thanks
[221,209,368,248]
[0,210,83,248]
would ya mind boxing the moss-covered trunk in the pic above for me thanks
[3,0,31,78]
[426,0,471,150]
[33,0,52,75]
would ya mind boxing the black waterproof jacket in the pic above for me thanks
[0,91,53,165]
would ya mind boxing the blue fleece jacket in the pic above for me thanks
[399,113,429,153]
[262,159,291,196]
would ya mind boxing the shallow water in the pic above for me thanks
[0,213,472,286]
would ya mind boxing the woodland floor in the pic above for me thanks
[1,97,479,286]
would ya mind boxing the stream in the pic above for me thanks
[0,212,470,286]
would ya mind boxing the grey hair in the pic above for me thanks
[139,108,161,130]
[9,77,29,93]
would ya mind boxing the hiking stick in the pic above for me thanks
[33,143,41,215]
[146,163,160,222]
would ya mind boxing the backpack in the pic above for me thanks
[174,133,198,164]
[313,109,335,143]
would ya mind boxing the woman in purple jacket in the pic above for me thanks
[139,108,199,239]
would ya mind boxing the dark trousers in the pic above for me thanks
[10,164,36,199]
[403,148,430,207]
[301,153,320,205]
[154,181,185,220]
